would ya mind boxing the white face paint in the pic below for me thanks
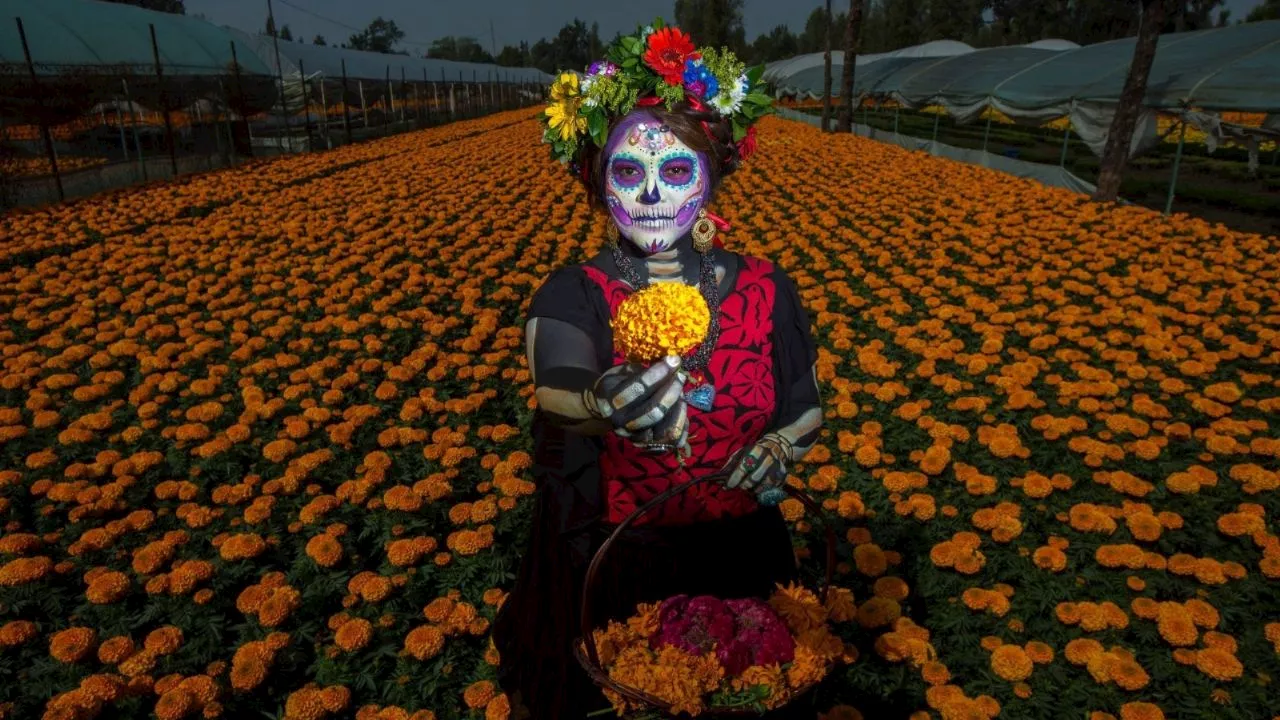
[603,113,710,255]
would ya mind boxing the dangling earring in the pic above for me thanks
[691,209,717,254]
[606,221,619,247]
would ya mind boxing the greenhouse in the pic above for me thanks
[770,20,1280,203]
[0,0,550,204]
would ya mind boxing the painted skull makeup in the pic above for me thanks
[604,112,710,255]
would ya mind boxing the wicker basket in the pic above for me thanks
[572,465,837,717]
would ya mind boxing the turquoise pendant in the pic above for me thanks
[685,383,715,412]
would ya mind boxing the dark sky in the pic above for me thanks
[187,0,1265,54]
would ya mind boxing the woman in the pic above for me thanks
[492,23,822,720]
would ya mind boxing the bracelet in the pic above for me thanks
[581,387,607,421]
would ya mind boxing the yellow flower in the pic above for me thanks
[612,282,711,363]
[545,73,587,142]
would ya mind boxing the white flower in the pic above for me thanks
[640,25,654,40]
[710,75,748,116]
[583,95,600,108]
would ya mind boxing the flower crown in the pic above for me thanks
[541,18,773,176]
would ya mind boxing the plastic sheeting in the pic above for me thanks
[776,107,1098,196]
[226,28,551,86]
[0,0,271,75]
[772,20,1280,112]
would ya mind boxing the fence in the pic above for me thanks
[0,18,545,209]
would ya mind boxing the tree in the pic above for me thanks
[427,37,494,64]
[313,35,327,46]
[822,0,835,132]
[279,24,293,41]
[1246,0,1280,21]
[265,15,276,37]
[749,25,800,63]
[348,17,406,54]
[675,0,748,56]
[526,19,597,74]
[921,0,989,44]
[884,0,925,49]
[800,6,848,53]
[496,43,528,67]
[837,0,864,132]
[101,0,184,12]
[1093,0,1167,203]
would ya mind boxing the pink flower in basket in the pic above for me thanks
[652,594,796,676]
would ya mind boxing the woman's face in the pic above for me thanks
[603,111,711,255]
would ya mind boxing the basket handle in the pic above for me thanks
[577,453,838,705]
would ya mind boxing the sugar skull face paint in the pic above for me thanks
[604,111,710,255]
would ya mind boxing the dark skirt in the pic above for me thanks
[492,485,815,720]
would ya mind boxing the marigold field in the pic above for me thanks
[2,109,1279,720]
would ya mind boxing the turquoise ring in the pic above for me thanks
[756,486,787,507]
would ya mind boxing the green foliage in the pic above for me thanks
[348,17,405,55]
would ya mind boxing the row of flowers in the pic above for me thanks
[1,105,1278,720]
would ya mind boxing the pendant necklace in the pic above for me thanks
[612,242,720,412]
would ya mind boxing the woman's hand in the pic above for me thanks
[722,434,790,502]
[584,356,690,452]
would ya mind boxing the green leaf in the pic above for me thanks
[746,64,764,85]
[621,36,642,55]
[732,119,747,142]
[588,111,607,148]
[746,92,773,107]
[622,56,639,69]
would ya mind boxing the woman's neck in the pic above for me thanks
[620,233,699,285]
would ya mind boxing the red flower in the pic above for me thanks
[737,125,758,161]
[644,28,700,86]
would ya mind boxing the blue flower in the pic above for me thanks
[681,59,719,101]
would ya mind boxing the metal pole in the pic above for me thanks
[266,0,290,153]
[298,58,312,153]
[930,109,940,150]
[981,110,993,154]
[148,24,179,176]
[340,58,352,144]
[893,104,900,140]
[123,78,146,181]
[318,76,331,149]
[433,81,440,122]
[427,67,437,121]
[358,79,368,130]
[17,17,64,201]
[1059,119,1071,168]
[384,65,391,135]
[1164,118,1188,216]
[115,98,129,162]
[229,40,246,159]
[219,78,236,164]
[412,78,421,127]
[400,66,407,125]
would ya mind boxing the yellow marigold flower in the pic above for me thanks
[770,582,828,634]
[1194,647,1243,681]
[1118,701,1165,720]
[306,534,344,567]
[612,282,710,363]
[49,627,96,663]
[403,625,445,661]
[0,620,38,648]
[463,680,496,709]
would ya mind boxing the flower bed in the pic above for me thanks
[0,108,1277,720]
